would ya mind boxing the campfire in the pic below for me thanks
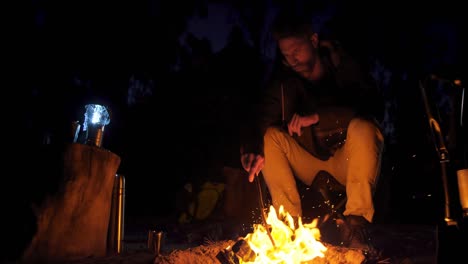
[155,205,366,264]
[222,205,327,263]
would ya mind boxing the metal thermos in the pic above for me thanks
[107,174,126,254]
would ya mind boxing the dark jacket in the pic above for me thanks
[241,40,384,160]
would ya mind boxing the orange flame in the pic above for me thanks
[242,205,327,263]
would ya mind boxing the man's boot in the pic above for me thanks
[338,215,381,260]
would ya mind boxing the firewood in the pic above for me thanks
[154,239,365,264]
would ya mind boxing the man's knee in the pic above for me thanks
[348,118,384,144]
[264,126,284,144]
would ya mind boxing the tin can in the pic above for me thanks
[147,230,163,255]
[86,124,105,147]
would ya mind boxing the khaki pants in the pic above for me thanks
[261,118,384,223]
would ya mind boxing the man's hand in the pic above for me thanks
[287,113,319,136]
[240,153,265,182]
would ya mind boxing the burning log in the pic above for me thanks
[217,239,256,263]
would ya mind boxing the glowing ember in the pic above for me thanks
[241,205,327,263]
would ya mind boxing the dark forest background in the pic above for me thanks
[8,0,467,251]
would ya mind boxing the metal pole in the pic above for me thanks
[419,79,457,226]
[255,175,275,248]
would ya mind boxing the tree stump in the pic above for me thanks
[22,143,121,263]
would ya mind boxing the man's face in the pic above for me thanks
[278,34,318,79]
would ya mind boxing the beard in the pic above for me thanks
[293,64,314,79]
[292,56,318,80]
